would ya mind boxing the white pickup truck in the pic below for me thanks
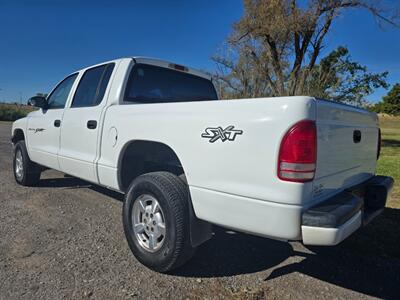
[12,57,393,272]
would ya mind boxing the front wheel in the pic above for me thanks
[13,140,41,186]
[122,171,195,273]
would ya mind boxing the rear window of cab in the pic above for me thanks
[124,64,218,104]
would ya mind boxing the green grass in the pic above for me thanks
[0,103,35,121]
[377,115,400,208]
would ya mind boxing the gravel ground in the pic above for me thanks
[1,122,399,300]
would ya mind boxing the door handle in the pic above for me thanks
[353,130,361,143]
[87,120,97,129]
[54,119,61,127]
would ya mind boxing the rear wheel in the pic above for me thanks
[122,171,195,272]
[13,140,41,186]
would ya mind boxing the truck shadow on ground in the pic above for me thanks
[37,175,125,201]
[36,175,400,299]
[37,176,92,188]
[175,208,400,299]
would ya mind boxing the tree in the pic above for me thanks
[303,46,388,105]
[213,0,399,104]
[36,93,48,98]
[373,83,400,115]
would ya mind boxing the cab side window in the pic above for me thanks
[71,63,115,108]
[47,73,78,109]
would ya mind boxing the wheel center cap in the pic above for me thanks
[144,215,157,235]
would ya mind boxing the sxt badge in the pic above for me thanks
[201,126,243,143]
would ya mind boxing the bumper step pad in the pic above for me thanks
[301,175,394,246]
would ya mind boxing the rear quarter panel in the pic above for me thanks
[97,96,317,206]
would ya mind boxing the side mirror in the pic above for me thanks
[28,96,47,109]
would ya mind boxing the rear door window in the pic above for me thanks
[71,63,115,108]
[124,64,217,103]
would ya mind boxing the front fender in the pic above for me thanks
[11,117,28,143]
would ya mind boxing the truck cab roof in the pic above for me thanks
[75,57,212,82]
[131,57,212,80]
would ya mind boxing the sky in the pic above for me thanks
[0,0,399,104]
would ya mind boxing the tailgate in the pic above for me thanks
[313,100,379,201]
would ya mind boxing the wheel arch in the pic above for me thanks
[11,128,25,144]
[117,139,186,192]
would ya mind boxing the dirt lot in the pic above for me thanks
[0,122,399,300]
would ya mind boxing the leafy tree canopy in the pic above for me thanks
[372,83,400,115]
[213,0,399,106]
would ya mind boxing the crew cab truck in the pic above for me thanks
[11,57,394,272]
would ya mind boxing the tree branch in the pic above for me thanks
[264,34,285,95]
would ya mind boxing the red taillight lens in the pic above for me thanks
[377,128,381,160]
[278,120,317,182]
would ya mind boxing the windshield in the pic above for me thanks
[124,64,218,103]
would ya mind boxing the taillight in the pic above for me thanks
[278,120,317,182]
[377,128,381,160]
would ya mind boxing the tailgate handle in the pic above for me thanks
[353,130,361,143]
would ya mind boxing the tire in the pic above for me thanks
[123,171,195,273]
[13,140,41,186]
